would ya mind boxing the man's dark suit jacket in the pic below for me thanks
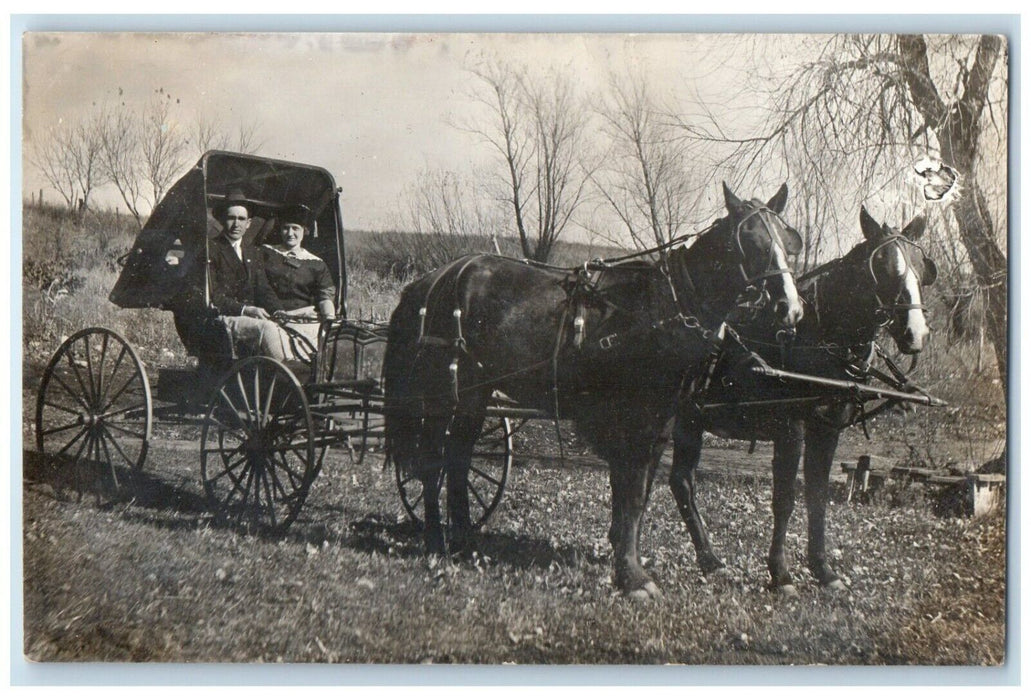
[171,235,283,358]
[206,235,283,317]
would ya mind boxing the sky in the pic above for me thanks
[23,32,749,232]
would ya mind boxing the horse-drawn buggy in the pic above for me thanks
[34,150,943,597]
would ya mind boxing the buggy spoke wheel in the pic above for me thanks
[35,328,152,491]
[200,357,315,535]
[395,416,512,530]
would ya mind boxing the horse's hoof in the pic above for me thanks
[698,553,727,575]
[824,578,847,592]
[643,581,663,599]
[704,566,733,581]
[773,584,799,598]
[626,581,662,601]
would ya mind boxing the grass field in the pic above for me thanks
[21,204,1007,666]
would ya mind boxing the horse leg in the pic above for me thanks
[608,439,663,599]
[768,420,804,594]
[803,422,845,589]
[669,416,726,574]
[442,403,487,555]
[417,415,449,557]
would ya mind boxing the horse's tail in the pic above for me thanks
[383,279,425,474]
[383,254,490,474]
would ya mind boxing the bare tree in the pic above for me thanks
[140,94,190,206]
[28,109,108,211]
[386,167,505,274]
[99,93,191,227]
[98,105,147,226]
[464,57,594,262]
[29,124,78,209]
[678,34,1008,381]
[192,113,265,156]
[592,72,699,253]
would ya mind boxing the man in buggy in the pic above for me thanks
[171,189,294,368]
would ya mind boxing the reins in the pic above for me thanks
[404,204,796,431]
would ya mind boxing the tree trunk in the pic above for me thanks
[949,181,1008,384]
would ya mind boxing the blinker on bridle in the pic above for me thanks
[867,235,928,328]
[731,205,798,288]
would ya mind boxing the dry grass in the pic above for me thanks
[22,433,1006,664]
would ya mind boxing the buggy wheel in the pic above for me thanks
[35,327,152,496]
[396,416,512,530]
[200,357,315,535]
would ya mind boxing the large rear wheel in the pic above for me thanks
[35,327,152,496]
[396,416,512,530]
[200,357,316,534]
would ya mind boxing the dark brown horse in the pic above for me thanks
[383,183,804,599]
[671,206,937,594]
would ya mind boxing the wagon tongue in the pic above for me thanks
[747,363,946,407]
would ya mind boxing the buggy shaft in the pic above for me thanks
[748,364,947,406]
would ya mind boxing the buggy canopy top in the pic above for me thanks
[109,150,346,313]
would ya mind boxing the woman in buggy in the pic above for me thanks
[261,203,337,360]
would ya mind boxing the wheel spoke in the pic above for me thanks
[467,479,489,511]
[103,421,147,440]
[271,450,307,485]
[81,431,97,469]
[205,453,249,486]
[94,332,111,406]
[83,335,98,405]
[220,460,254,515]
[201,443,245,457]
[56,425,90,458]
[49,371,91,411]
[262,373,279,429]
[65,428,91,470]
[99,424,140,470]
[98,402,149,421]
[247,463,263,529]
[260,468,278,529]
[217,388,251,436]
[97,429,120,490]
[469,464,503,486]
[265,458,292,500]
[253,366,264,429]
[99,370,143,415]
[42,399,84,417]
[204,415,249,443]
[402,478,425,509]
[287,447,312,468]
[65,342,93,405]
[40,419,84,437]
[104,344,130,400]
[235,372,255,429]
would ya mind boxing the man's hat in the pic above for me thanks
[278,203,312,229]
[212,188,251,219]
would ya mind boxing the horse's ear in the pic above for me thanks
[859,205,883,241]
[922,256,938,286]
[723,182,743,213]
[903,215,927,240]
[766,183,788,214]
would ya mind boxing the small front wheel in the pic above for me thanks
[396,415,512,530]
[200,357,315,534]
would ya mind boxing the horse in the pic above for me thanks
[383,182,804,599]
[670,206,938,595]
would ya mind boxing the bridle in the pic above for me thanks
[866,235,929,329]
[728,205,799,313]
